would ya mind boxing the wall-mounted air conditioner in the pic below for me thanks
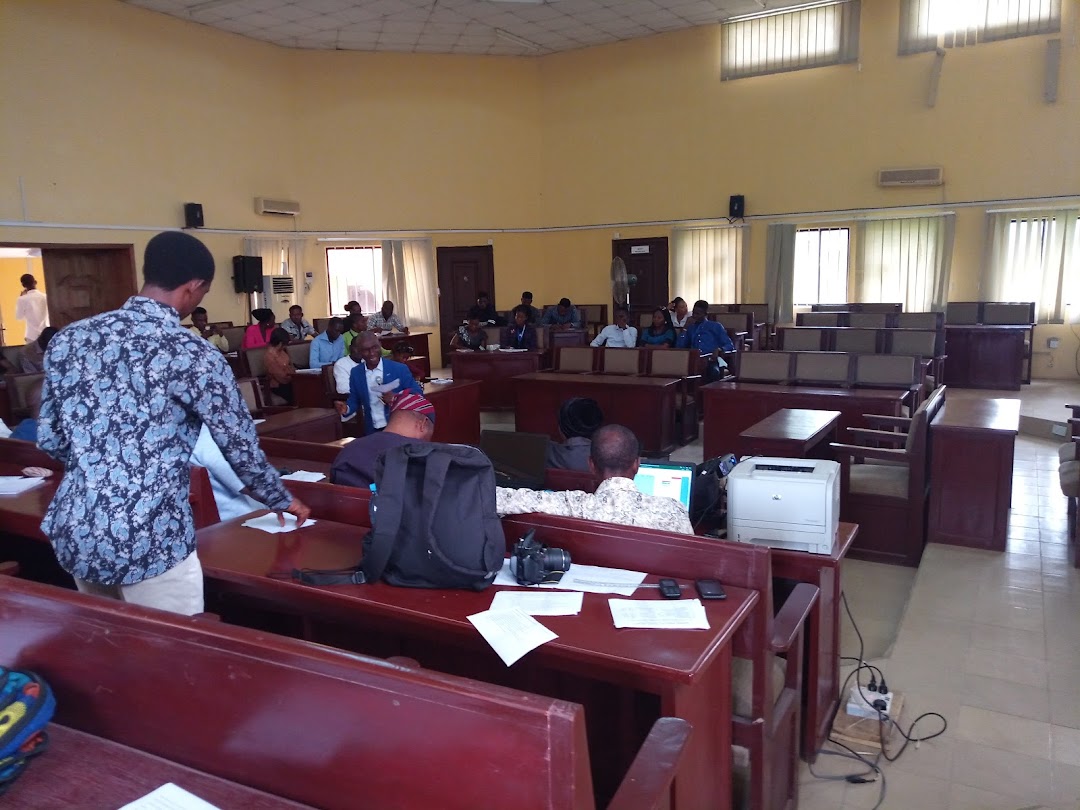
[259,275,296,311]
[254,196,301,216]
[877,167,944,187]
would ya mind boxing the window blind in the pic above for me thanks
[899,0,1060,55]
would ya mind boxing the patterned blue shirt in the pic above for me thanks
[38,296,292,586]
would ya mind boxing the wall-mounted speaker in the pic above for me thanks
[729,195,745,219]
[232,255,263,294]
[184,202,204,229]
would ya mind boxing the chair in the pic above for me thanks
[243,345,269,378]
[796,313,839,327]
[855,303,903,314]
[482,326,501,346]
[737,352,793,384]
[4,372,44,418]
[847,313,889,329]
[715,313,753,349]
[236,377,264,415]
[645,349,701,444]
[778,328,824,351]
[895,312,944,330]
[809,304,848,313]
[286,342,310,369]
[221,326,247,350]
[793,352,851,387]
[831,386,946,566]
[554,346,596,373]
[887,331,941,388]
[945,302,980,324]
[599,348,643,375]
[833,329,879,354]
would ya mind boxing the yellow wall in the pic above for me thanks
[0,257,45,345]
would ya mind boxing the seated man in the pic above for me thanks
[501,305,538,350]
[282,305,316,340]
[473,292,506,326]
[264,328,295,405]
[497,424,693,534]
[547,397,603,471]
[367,300,409,334]
[330,392,435,489]
[541,297,582,331]
[309,317,345,368]
[188,307,229,352]
[675,299,733,361]
[334,331,423,434]
[591,307,637,348]
[191,424,266,521]
[19,326,58,373]
[519,291,541,325]
[333,332,363,395]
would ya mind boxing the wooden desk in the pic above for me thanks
[423,379,481,444]
[702,382,908,461]
[737,408,841,459]
[944,325,1027,390]
[770,524,858,759]
[514,372,680,455]
[927,398,1020,551]
[291,368,329,408]
[256,408,341,442]
[378,331,431,378]
[197,516,756,810]
[8,725,311,809]
[450,350,544,409]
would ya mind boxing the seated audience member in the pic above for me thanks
[497,424,693,533]
[309,317,345,367]
[264,328,296,405]
[591,307,637,348]
[19,326,58,373]
[241,308,276,350]
[344,300,362,318]
[519,291,541,325]
[390,342,421,379]
[451,308,488,352]
[668,297,690,331]
[676,299,734,363]
[333,332,364,395]
[334,331,423,434]
[367,300,409,334]
[502,305,538,350]
[541,297,582,330]
[282,305,316,340]
[547,397,603,472]
[190,424,266,521]
[342,312,366,354]
[330,391,435,489]
[639,308,676,348]
[188,307,229,352]
[10,377,43,443]
[473,292,506,326]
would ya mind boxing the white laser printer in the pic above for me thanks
[726,458,840,555]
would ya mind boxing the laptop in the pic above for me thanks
[479,430,551,489]
[633,462,695,512]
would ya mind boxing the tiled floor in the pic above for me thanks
[801,435,1080,810]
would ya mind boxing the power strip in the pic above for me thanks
[845,684,894,720]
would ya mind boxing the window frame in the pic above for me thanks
[325,245,384,317]
[792,226,852,307]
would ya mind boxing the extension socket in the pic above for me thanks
[845,684,894,720]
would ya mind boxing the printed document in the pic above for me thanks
[490,590,583,616]
[118,783,221,810]
[241,512,317,534]
[467,607,557,666]
[493,559,646,596]
[280,470,326,482]
[0,476,45,496]
[608,598,711,630]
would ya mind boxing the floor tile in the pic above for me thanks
[947,782,1044,810]
[1052,726,1080,767]
[954,706,1051,758]
[1050,760,1080,808]
[950,741,1053,803]
[959,673,1052,722]
[842,768,949,810]
[962,647,1049,689]
[969,621,1048,659]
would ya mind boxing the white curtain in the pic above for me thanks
[242,237,308,314]
[765,223,797,326]
[984,208,1079,322]
[671,226,745,306]
[855,214,954,311]
[381,239,438,327]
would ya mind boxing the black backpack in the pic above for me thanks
[361,442,504,590]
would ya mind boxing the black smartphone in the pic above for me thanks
[658,578,681,599]
[695,579,727,600]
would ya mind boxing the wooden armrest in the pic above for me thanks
[845,427,908,446]
[387,656,422,670]
[863,414,912,427]
[607,717,693,810]
[770,583,819,653]
[1067,404,1080,411]
[0,561,21,578]
[830,442,908,463]
[193,611,221,622]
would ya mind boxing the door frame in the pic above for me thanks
[436,244,495,365]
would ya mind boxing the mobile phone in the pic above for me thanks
[695,579,727,600]
[658,578,682,599]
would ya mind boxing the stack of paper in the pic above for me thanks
[280,470,326,482]
[295,367,322,375]
[0,476,45,496]
[493,559,646,596]
[119,783,221,810]
[427,378,454,385]
[608,598,710,630]
[241,513,317,534]
[467,607,558,666]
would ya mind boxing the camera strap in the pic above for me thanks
[290,567,367,586]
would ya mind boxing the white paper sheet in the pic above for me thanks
[118,783,222,810]
[240,512,317,534]
[427,378,453,385]
[467,607,557,666]
[492,559,647,596]
[372,379,401,394]
[279,470,326,482]
[0,476,45,496]
[252,419,266,425]
[608,598,710,630]
[294,367,322,375]
[490,590,583,616]
[498,348,528,352]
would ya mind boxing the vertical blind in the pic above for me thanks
[672,227,746,305]
[984,209,1078,322]
[722,0,861,81]
[899,0,1061,55]
[855,215,955,312]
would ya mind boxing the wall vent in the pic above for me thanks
[254,196,301,216]
[877,167,944,187]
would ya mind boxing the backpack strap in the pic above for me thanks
[361,444,412,584]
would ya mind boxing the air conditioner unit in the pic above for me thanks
[259,275,296,310]
[254,196,301,216]
[877,167,944,187]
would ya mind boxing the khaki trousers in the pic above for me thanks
[74,551,204,616]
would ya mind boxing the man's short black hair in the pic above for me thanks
[559,397,603,440]
[590,425,640,478]
[511,304,530,318]
[692,299,709,312]
[558,297,572,308]
[269,327,291,347]
[522,291,533,300]
[192,307,208,317]
[614,307,629,317]
[327,317,344,330]
[289,305,302,314]
[142,231,214,291]
[19,274,35,289]
[345,300,360,310]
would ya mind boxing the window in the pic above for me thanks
[326,246,382,316]
[793,228,849,306]
[985,209,1079,322]
[722,0,861,81]
[671,227,745,304]
[900,0,1060,55]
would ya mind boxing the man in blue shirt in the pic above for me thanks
[676,299,734,362]
[38,231,310,616]
[334,331,423,434]
[541,297,582,330]
[309,317,345,367]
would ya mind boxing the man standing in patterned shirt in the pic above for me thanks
[38,231,310,616]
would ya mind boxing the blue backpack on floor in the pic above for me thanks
[0,667,55,796]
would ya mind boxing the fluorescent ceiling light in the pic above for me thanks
[494,28,541,50]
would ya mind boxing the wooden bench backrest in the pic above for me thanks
[0,577,599,810]
[895,311,944,330]
[833,328,880,354]
[644,348,698,377]
[260,436,342,464]
[557,346,597,372]
[0,436,63,471]
[600,347,644,374]
[221,325,247,350]
[779,327,825,350]
[4,372,44,413]
[243,345,269,377]
[797,312,840,327]
[285,341,310,369]
[737,351,793,383]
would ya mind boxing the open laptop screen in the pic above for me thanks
[633,462,694,511]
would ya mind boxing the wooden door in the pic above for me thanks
[39,245,137,328]
[436,245,494,365]
[612,237,669,315]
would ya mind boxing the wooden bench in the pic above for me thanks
[0,576,690,810]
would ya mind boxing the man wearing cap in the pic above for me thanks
[547,397,603,471]
[334,330,423,434]
[541,297,582,331]
[330,391,435,489]
[38,230,310,616]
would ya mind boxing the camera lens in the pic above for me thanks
[542,548,572,573]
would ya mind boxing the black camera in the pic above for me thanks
[511,530,571,586]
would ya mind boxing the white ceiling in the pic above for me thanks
[121,0,822,56]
